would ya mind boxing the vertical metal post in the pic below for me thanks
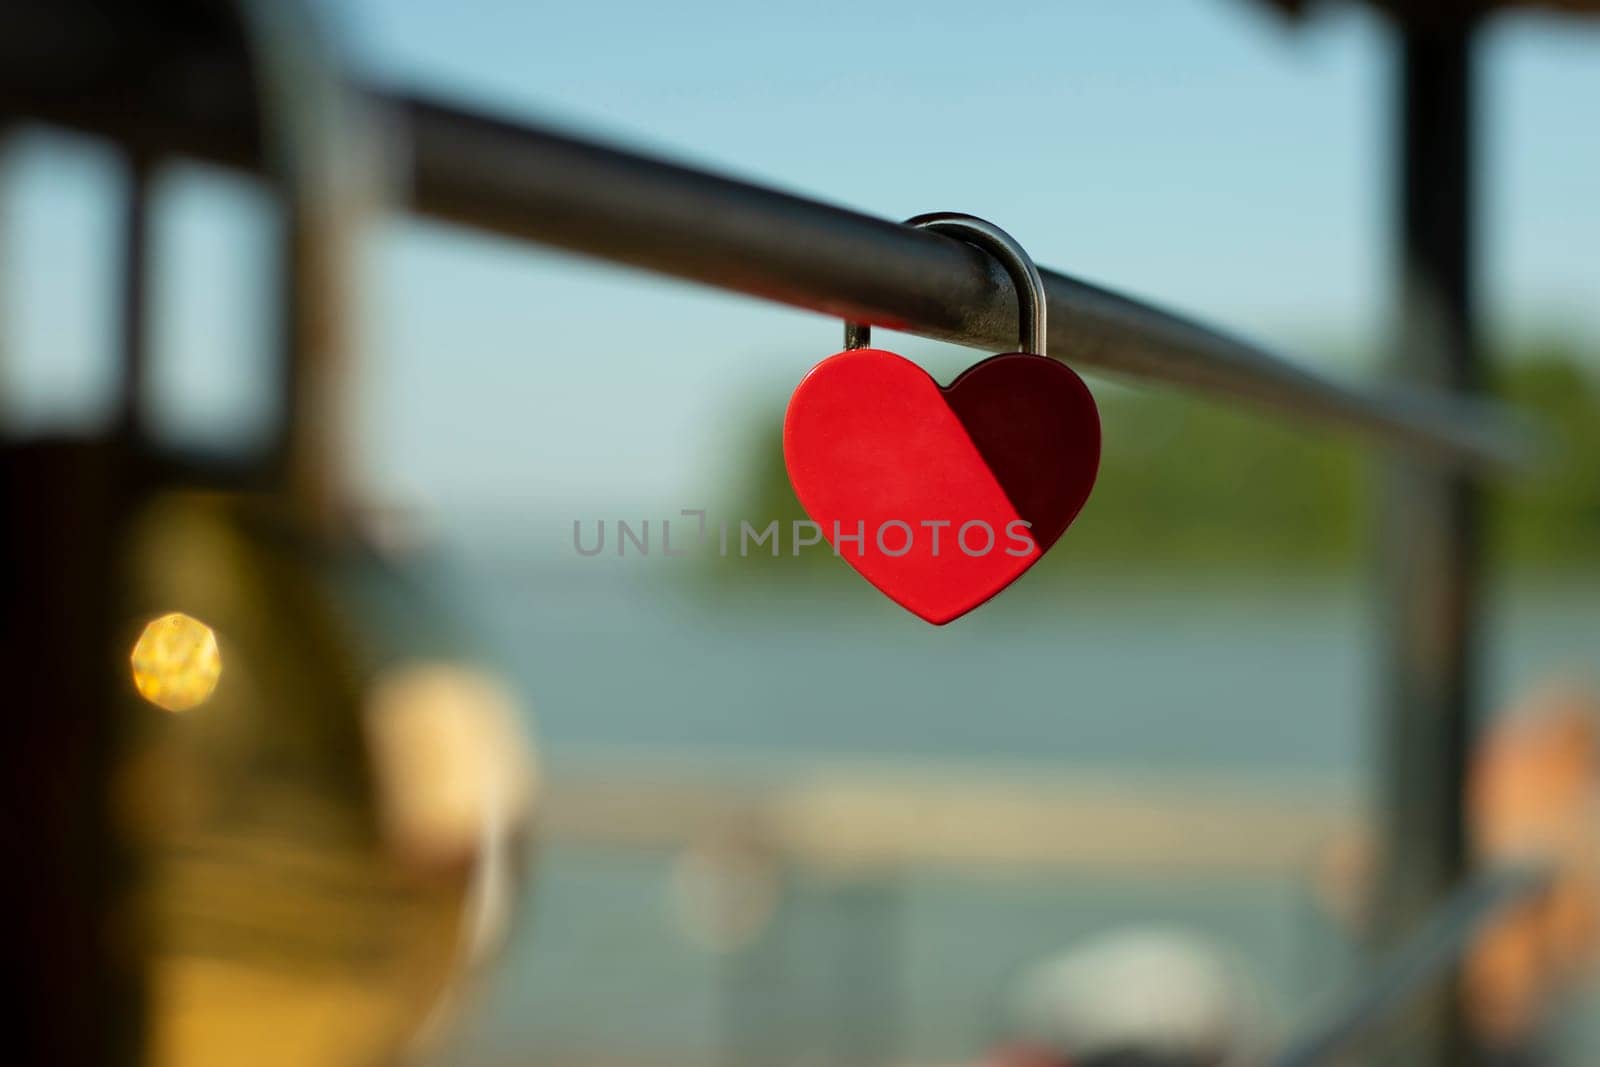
[0,442,144,1067]
[1374,16,1483,1065]
[117,157,151,437]
[0,151,157,1067]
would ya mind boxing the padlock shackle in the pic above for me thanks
[844,213,1047,358]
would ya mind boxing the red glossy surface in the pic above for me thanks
[783,348,1100,624]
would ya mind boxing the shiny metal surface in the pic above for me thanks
[1372,22,1485,1065]
[844,213,1048,357]
[103,3,536,1064]
[119,493,535,1067]
[0,33,1535,470]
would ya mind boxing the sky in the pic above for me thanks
[2,0,1598,537]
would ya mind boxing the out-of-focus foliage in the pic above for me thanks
[1489,339,1600,564]
[718,340,1600,575]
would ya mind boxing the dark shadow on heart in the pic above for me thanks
[942,353,1102,553]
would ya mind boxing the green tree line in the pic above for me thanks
[715,339,1600,575]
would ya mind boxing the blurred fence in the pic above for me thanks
[449,759,1363,1067]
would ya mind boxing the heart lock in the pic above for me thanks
[783,213,1101,625]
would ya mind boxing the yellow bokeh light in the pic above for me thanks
[131,612,222,713]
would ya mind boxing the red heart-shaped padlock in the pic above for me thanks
[783,347,1099,624]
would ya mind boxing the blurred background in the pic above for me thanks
[5,1,1600,1065]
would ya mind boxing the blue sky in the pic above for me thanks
[3,0,1598,534]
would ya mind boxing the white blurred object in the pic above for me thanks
[1001,927,1267,1067]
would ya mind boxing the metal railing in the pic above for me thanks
[394,93,1534,473]
[0,64,1533,470]
[1275,864,1554,1067]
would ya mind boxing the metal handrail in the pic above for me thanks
[1273,863,1553,1066]
[393,95,1533,472]
[0,77,1533,470]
